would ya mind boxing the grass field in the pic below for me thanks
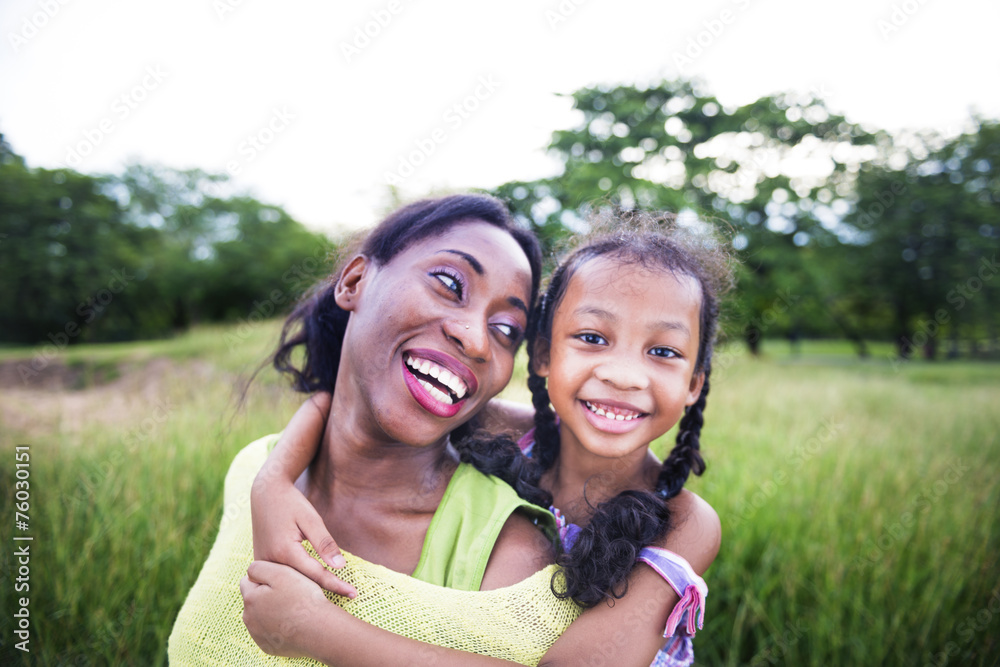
[1,322,998,666]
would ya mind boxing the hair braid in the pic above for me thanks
[656,362,711,500]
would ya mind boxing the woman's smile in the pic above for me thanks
[336,220,532,445]
[402,348,478,418]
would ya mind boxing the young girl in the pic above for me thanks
[243,211,731,666]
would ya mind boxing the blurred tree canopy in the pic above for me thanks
[490,80,999,358]
[2,79,998,358]
[0,136,334,345]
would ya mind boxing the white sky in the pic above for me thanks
[2,0,998,235]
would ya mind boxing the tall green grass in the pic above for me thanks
[1,326,997,665]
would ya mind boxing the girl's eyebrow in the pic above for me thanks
[575,306,691,337]
[436,249,528,317]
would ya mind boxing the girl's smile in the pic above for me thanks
[579,398,648,434]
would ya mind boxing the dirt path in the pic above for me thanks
[0,357,222,442]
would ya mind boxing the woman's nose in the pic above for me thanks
[442,318,490,364]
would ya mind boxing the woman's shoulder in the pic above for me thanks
[223,433,282,497]
[655,489,721,576]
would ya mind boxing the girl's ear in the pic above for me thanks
[686,371,706,406]
[333,255,369,311]
[531,338,551,377]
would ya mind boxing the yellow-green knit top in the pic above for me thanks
[168,435,582,666]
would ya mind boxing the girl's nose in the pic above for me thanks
[593,357,649,391]
[442,317,489,364]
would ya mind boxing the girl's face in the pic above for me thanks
[336,220,533,447]
[536,257,705,462]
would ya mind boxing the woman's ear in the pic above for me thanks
[333,255,369,311]
[532,338,552,378]
[686,371,706,406]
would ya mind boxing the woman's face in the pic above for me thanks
[336,220,533,447]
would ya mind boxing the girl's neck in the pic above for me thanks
[544,431,661,526]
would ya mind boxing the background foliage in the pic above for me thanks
[3,79,998,357]
[0,137,334,346]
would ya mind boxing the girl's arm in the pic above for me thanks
[251,395,534,593]
[250,392,357,597]
[241,561,525,666]
[242,495,721,667]
[241,564,669,667]
[538,490,721,666]
[478,398,535,435]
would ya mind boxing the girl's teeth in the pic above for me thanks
[586,401,639,421]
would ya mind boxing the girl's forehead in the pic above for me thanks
[565,256,701,300]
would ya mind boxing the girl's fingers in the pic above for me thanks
[246,559,278,584]
[298,511,346,570]
[289,550,358,599]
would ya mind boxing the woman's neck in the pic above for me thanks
[544,432,661,527]
[299,395,459,572]
[307,399,457,508]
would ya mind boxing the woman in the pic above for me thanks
[169,194,580,664]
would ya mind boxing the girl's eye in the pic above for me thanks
[650,347,679,359]
[432,271,464,298]
[578,333,607,346]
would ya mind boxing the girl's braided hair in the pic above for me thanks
[529,209,733,607]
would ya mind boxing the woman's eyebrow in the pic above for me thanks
[437,249,527,316]
[508,297,528,318]
[437,249,484,275]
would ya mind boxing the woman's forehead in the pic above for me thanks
[406,221,529,270]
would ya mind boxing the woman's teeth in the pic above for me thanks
[405,356,468,401]
[584,401,642,421]
[418,380,453,404]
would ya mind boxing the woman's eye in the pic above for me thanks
[432,272,463,297]
[492,322,521,342]
[650,347,679,359]
[578,333,607,346]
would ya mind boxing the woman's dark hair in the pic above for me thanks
[527,209,733,608]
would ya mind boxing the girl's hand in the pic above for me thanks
[250,473,357,598]
[250,392,357,598]
[240,560,338,659]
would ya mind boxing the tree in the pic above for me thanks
[492,79,879,353]
[847,119,1000,357]
[0,142,335,345]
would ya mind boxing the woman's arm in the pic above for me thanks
[250,392,357,597]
